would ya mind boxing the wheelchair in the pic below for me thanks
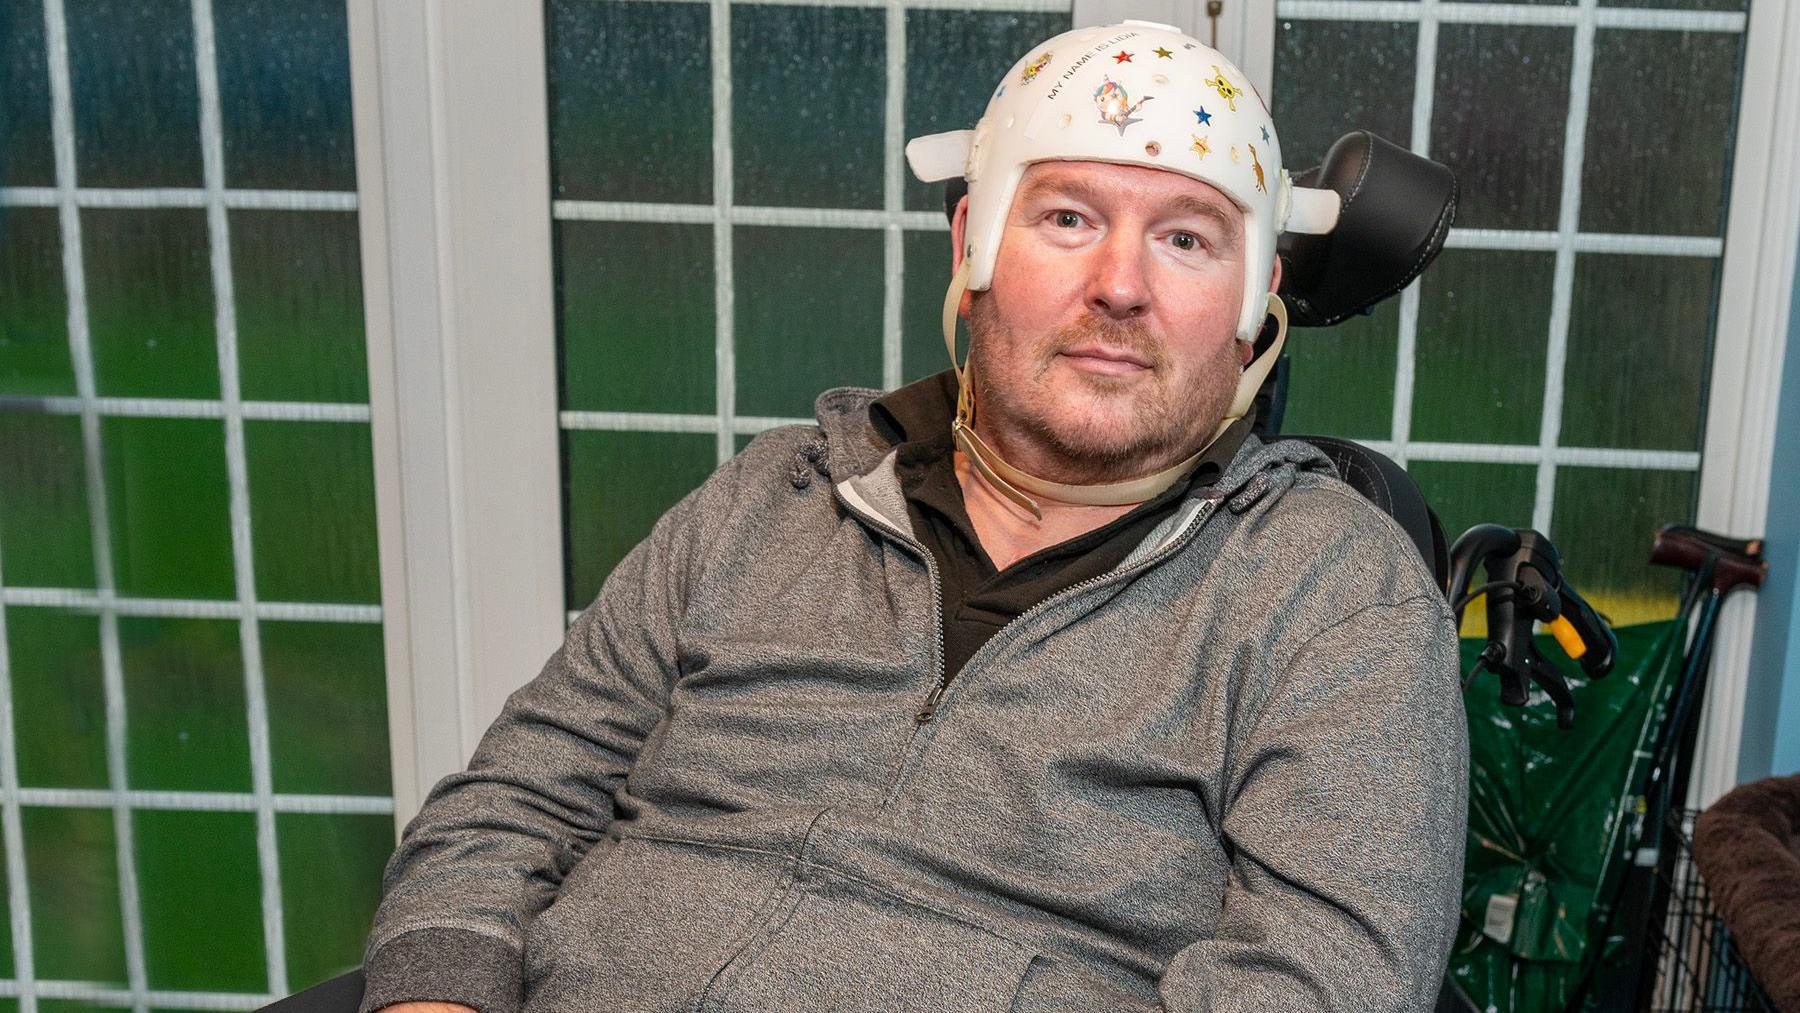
[266,130,1507,1012]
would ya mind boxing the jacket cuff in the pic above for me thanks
[360,927,523,1013]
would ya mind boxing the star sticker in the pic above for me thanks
[1190,134,1210,158]
[1154,46,1173,59]
[1260,125,1270,142]
[1194,107,1212,126]
[996,85,1006,97]
[1113,50,1134,63]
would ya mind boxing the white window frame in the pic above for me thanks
[350,0,1798,828]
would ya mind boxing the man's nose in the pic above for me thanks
[1085,231,1151,319]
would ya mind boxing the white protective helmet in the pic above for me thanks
[905,19,1340,517]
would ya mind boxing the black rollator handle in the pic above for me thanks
[1448,525,1617,729]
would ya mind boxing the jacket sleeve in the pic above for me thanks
[357,456,738,1013]
[1157,594,1469,1013]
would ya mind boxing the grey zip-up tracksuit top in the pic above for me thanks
[362,385,1469,1013]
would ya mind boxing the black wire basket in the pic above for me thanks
[1643,809,1778,1012]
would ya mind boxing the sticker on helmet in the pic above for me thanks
[1020,52,1052,84]
[1206,65,1244,112]
[1113,50,1134,64]
[1153,46,1173,59]
[1190,135,1211,159]
[1194,107,1212,126]
[1249,142,1268,193]
[1093,77,1153,135]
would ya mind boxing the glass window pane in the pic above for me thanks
[902,8,1071,213]
[1,0,55,186]
[231,209,368,403]
[733,226,885,418]
[1551,465,1695,625]
[66,0,202,188]
[1279,299,1400,441]
[557,220,715,415]
[564,429,716,609]
[83,208,219,400]
[1580,27,1745,236]
[1430,23,1573,231]
[0,412,94,588]
[1411,249,1555,445]
[103,417,235,600]
[1602,0,1745,9]
[246,420,382,604]
[1409,460,1538,546]
[214,0,356,191]
[135,810,266,993]
[119,615,251,793]
[264,620,390,796]
[902,228,955,384]
[547,0,712,204]
[0,206,73,396]
[1272,19,1418,165]
[1562,253,1718,451]
[1409,459,1537,634]
[24,806,127,984]
[8,607,107,789]
[278,813,392,990]
[732,5,885,210]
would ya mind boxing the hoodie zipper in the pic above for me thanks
[831,483,948,726]
[836,481,1222,728]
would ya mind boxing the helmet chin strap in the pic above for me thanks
[941,262,1289,521]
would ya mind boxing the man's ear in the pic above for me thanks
[1238,256,1285,366]
[950,194,974,320]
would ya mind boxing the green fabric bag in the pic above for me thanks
[1446,618,1689,1012]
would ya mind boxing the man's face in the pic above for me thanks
[956,160,1272,486]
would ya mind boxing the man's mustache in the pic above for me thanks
[1046,313,1160,368]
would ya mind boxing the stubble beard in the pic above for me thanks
[965,293,1242,486]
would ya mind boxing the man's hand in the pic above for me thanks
[377,1004,475,1013]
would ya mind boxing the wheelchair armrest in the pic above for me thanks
[257,968,365,1012]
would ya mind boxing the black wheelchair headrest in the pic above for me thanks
[1277,131,1457,327]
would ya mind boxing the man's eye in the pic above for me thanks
[1171,232,1202,251]
[1052,210,1083,228]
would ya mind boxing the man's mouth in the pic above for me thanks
[1059,344,1152,375]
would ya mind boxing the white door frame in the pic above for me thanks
[1690,0,1799,807]
[347,0,566,827]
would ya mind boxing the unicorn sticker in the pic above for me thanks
[1093,77,1152,135]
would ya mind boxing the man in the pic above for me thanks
[362,20,1467,1013]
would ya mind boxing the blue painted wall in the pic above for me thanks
[1739,230,1800,780]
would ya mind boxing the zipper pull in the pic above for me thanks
[915,684,948,725]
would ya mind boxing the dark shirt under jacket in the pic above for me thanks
[867,369,1251,680]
